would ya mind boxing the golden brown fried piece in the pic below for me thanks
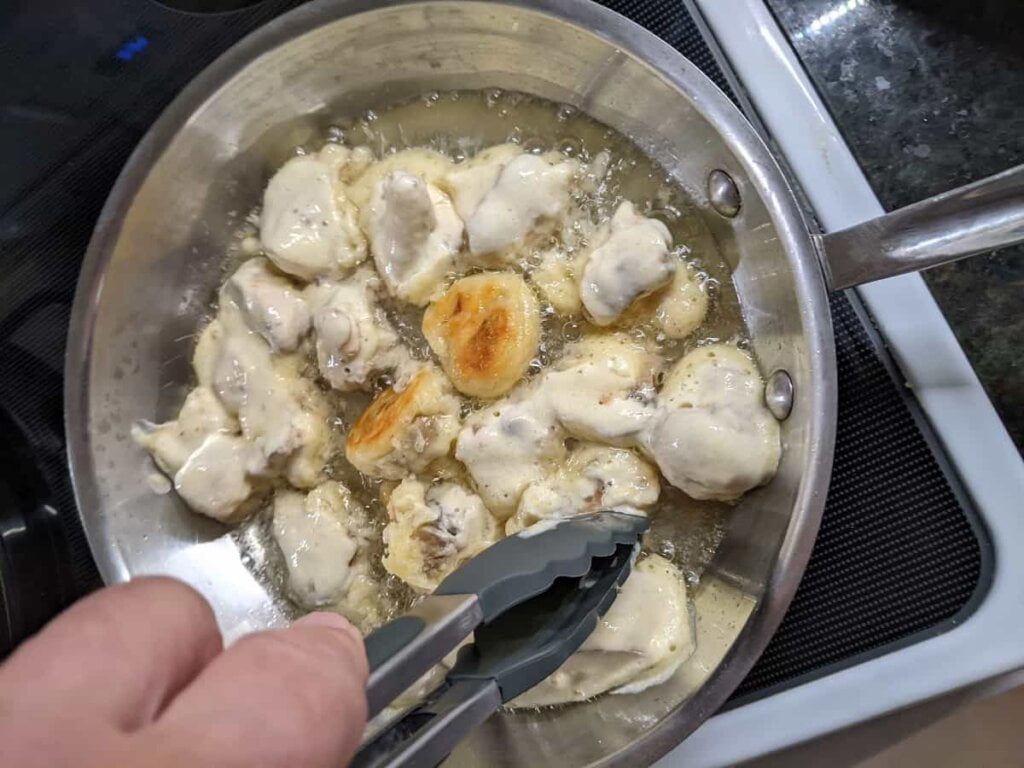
[345,366,461,480]
[422,272,540,399]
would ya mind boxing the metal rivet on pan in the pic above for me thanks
[708,169,741,218]
[765,370,794,421]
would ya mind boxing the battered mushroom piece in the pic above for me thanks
[173,433,260,523]
[260,144,371,281]
[383,478,498,592]
[345,365,462,480]
[579,201,676,326]
[346,147,454,211]
[629,260,709,339]
[443,143,523,222]
[223,257,311,352]
[643,343,781,501]
[305,267,410,393]
[422,272,540,399]
[136,301,329,519]
[132,386,237,476]
[454,386,566,519]
[510,556,692,707]
[529,248,583,316]
[507,444,659,535]
[364,170,464,307]
[208,298,331,489]
[540,333,662,447]
[271,482,382,631]
[449,148,577,263]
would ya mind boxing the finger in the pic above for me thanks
[146,611,368,768]
[0,577,221,730]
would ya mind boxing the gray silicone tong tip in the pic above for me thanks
[361,511,649,722]
[434,510,649,621]
[355,512,646,768]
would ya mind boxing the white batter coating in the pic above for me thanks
[644,260,708,339]
[530,248,582,315]
[214,300,330,488]
[365,170,464,306]
[174,433,259,523]
[260,144,370,280]
[223,257,311,352]
[455,150,577,262]
[455,387,567,519]
[643,343,781,501]
[305,267,411,392]
[271,482,382,631]
[579,201,676,326]
[443,143,522,222]
[347,148,453,211]
[131,386,236,476]
[540,333,661,447]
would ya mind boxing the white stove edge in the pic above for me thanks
[657,0,1024,765]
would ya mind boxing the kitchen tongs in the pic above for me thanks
[354,511,649,768]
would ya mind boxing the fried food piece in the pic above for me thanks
[383,478,498,592]
[530,248,582,315]
[507,444,659,535]
[630,260,708,339]
[132,386,237,476]
[422,272,540,399]
[271,482,383,631]
[306,267,410,392]
[260,144,370,281]
[541,332,662,447]
[209,299,331,489]
[445,147,577,264]
[455,387,566,519]
[364,171,464,306]
[443,143,522,222]
[173,433,260,523]
[345,365,462,480]
[643,343,780,501]
[579,201,676,326]
[223,257,311,352]
[346,147,453,210]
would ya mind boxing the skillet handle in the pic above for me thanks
[818,163,1024,290]
[364,593,481,719]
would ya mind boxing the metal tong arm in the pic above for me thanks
[356,679,501,768]
[364,593,482,719]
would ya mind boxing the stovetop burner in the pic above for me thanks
[0,0,990,703]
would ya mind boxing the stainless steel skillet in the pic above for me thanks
[64,1,1024,765]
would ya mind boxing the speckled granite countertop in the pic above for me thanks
[766,0,1024,452]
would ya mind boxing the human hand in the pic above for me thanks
[0,577,368,768]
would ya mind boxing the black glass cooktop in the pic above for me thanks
[0,0,990,705]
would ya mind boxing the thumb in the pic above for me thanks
[143,612,368,768]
